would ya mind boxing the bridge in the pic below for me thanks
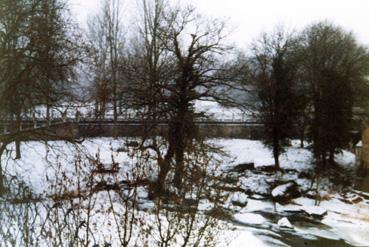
[0,118,266,140]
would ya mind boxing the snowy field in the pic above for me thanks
[1,138,368,246]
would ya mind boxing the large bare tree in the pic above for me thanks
[126,1,235,192]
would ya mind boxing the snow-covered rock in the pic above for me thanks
[302,206,327,218]
[238,175,271,196]
[276,203,303,213]
[336,150,356,168]
[231,162,255,173]
[138,200,155,210]
[250,194,265,200]
[198,199,214,211]
[234,213,267,225]
[137,187,149,199]
[231,192,248,207]
[271,182,300,203]
[278,217,293,228]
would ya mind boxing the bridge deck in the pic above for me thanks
[0,119,266,140]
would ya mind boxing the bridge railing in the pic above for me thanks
[0,102,259,134]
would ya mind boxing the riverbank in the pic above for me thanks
[1,138,368,246]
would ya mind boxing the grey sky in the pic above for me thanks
[69,0,369,48]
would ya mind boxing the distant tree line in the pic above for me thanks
[1,0,369,194]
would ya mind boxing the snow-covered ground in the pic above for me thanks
[216,139,355,171]
[1,138,368,246]
[194,100,254,122]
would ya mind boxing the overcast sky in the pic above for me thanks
[69,0,369,48]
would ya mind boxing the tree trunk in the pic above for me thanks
[322,152,327,168]
[0,161,4,196]
[101,101,106,120]
[94,100,99,119]
[173,137,185,190]
[300,126,305,148]
[329,149,335,166]
[152,155,172,197]
[173,109,186,190]
[273,147,280,170]
[113,93,118,122]
[15,140,21,159]
[0,145,7,195]
[15,112,22,159]
[113,96,118,139]
[0,175,3,196]
[173,152,184,190]
[273,128,280,170]
[46,104,51,126]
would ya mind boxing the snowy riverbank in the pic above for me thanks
[1,138,368,246]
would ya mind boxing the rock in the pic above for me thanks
[256,165,276,173]
[234,213,266,225]
[232,163,255,173]
[271,182,300,203]
[352,190,369,200]
[305,190,318,199]
[137,187,148,199]
[338,194,364,204]
[302,206,327,218]
[276,203,303,213]
[231,192,248,207]
[126,141,139,147]
[116,147,128,152]
[298,171,313,179]
[198,199,214,211]
[352,196,364,204]
[250,194,265,200]
[278,217,293,228]
[138,200,155,210]
[266,177,276,184]
[224,172,239,183]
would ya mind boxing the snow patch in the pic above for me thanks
[278,217,293,228]
[234,213,267,225]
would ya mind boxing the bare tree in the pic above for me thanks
[124,0,174,194]
[125,0,172,122]
[123,1,236,193]
[87,0,125,121]
[87,11,111,119]
[162,5,232,188]
[248,28,300,169]
[0,0,83,193]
